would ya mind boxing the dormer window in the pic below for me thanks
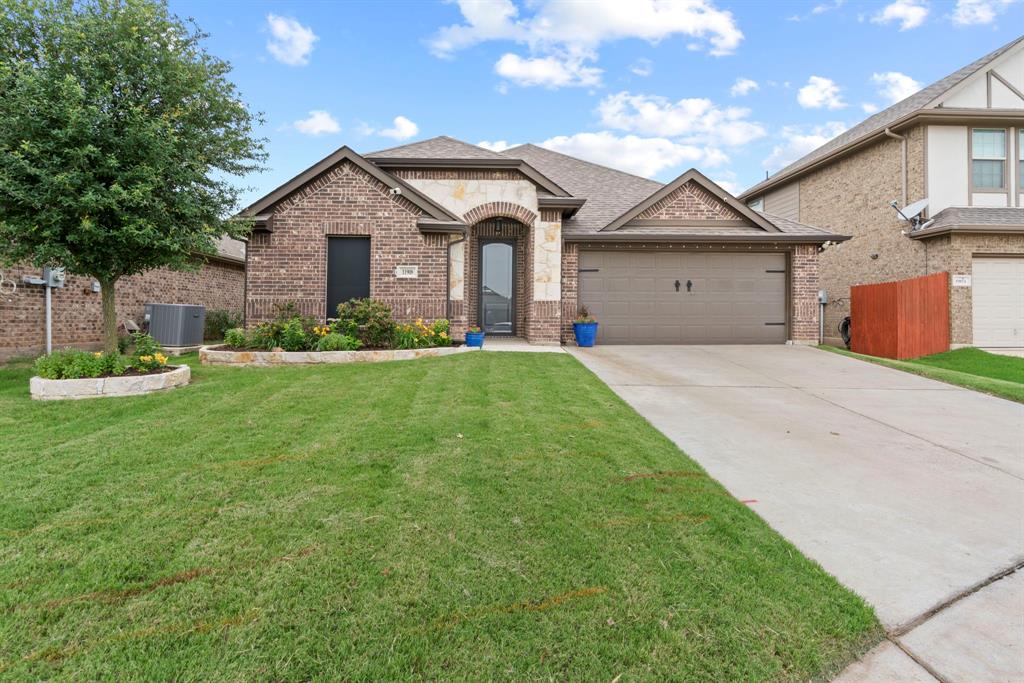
[971,128,1006,190]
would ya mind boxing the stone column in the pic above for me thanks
[525,209,563,343]
[448,234,468,338]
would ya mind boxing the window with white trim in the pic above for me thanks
[971,128,1006,190]
[747,197,764,211]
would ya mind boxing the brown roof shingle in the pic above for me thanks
[741,35,1024,199]
[366,136,507,160]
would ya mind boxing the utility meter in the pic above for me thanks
[43,266,66,288]
[817,289,828,304]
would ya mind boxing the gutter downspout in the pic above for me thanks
[884,128,907,207]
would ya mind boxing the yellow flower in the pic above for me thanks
[139,355,152,362]
[93,352,102,358]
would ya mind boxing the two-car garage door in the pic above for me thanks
[579,251,787,344]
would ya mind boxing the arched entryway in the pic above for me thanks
[467,218,527,336]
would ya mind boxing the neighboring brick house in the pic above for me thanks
[741,36,1024,349]
[0,237,245,360]
[240,137,846,346]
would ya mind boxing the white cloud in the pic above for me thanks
[862,102,880,113]
[630,58,653,77]
[730,77,759,97]
[293,110,340,135]
[538,131,726,177]
[379,116,419,140]
[871,71,922,104]
[477,140,516,152]
[430,0,744,57]
[871,0,929,30]
[797,76,846,109]
[266,14,317,66]
[952,0,1020,25]
[596,91,766,146]
[428,0,742,88]
[495,53,602,88]
[763,122,847,171]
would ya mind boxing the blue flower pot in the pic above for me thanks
[573,321,598,347]
[465,331,485,348]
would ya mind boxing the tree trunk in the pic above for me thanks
[99,276,118,353]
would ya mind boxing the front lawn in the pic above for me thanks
[821,346,1024,403]
[1,353,879,680]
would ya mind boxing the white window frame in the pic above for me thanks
[970,128,1007,193]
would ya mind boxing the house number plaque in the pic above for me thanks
[395,265,418,278]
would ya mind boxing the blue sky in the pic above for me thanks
[169,0,1023,205]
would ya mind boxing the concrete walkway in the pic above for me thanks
[567,345,1024,682]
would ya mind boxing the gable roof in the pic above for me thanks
[602,168,780,232]
[367,136,507,160]
[909,206,1024,239]
[502,144,662,233]
[240,146,461,225]
[367,136,574,198]
[740,35,1024,200]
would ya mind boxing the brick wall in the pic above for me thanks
[793,125,931,344]
[924,233,1024,344]
[246,160,448,326]
[466,219,527,335]
[560,242,579,343]
[637,181,744,221]
[0,259,244,360]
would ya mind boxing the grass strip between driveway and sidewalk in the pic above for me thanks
[820,346,1024,403]
[1,352,880,680]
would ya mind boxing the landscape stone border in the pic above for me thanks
[30,365,191,401]
[199,345,476,366]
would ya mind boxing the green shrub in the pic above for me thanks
[279,318,313,352]
[224,328,248,348]
[33,350,129,379]
[205,309,243,341]
[131,333,170,372]
[250,302,318,351]
[393,318,453,349]
[316,333,362,352]
[334,298,395,348]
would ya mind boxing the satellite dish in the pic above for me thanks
[890,197,929,230]
[901,198,929,220]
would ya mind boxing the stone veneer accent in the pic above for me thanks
[30,364,190,400]
[1,259,243,361]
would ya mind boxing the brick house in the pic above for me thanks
[241,137,846,346]
[741,36,1024,349]
[0,237,245,360]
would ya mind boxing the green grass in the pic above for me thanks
[821,346,1024,403]
[1,353,880,680]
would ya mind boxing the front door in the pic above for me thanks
[326,236,370,318]
[480,240,515,335]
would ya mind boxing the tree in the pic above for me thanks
[0,0,266,352]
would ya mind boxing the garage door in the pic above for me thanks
[973,256,1024,347]
[579,251,787,344]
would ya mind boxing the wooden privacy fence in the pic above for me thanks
[850,272,950,360]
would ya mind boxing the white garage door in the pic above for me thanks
[579,251,787,344]
[972,256,1024,347]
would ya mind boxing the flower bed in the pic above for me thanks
[204,299,471,366]
[30,364,190,400]
[29,333,189,400]
[200,345,472,367]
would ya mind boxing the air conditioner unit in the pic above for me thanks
[144,303,205,347]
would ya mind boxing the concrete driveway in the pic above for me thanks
[567,345,1024,682]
